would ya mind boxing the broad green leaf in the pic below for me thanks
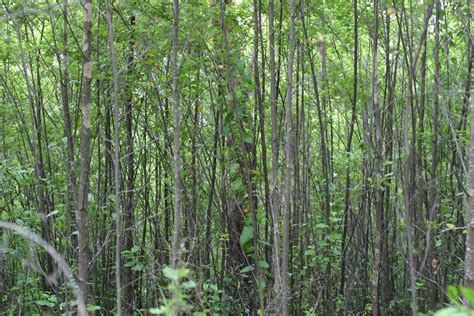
[176,267,190,278]
[36,300,55,308]
[258,260,269,269]
[434,306,469,316]
[132,263,145,271]
[315,223,328,229]
[460,287,474,306]
[163,266,178,281]
[87,304,101,312]
[150,306,168,314]
[240,265,254,274]
[182,280,196,289]
[240,225,253,246]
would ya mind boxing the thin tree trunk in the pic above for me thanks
[340,0,358,306]
[171,0,181,269]
[403,4,434,314]
[464,7,474,290]
[124,14,136,313]
[282,0,296,312]
[77,0,92,302]
[421,0,440,307]
[59,0,78,226]
[105,1,122,313]
[269,0,282,311]
[253,0,266,310]
[301,7,330,231]
[190,82,199,266]
[205,89,219,278]
[371,0,384,314]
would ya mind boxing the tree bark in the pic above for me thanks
[77,0,92,302]
[282,0,296,312]
[124,13,136,313]
[269,0,282,311]
[340,0,358,306]
[371,0,384,314]
[171,0,181,269]
[59,0,78,228]
[422,0,440,307]
[465,13,474,290]
[105,0,122,313]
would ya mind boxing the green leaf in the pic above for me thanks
[433,306,469,316]
[225,93,233,103]
[236,89,243,102]
[150,306,168,314]
[258,260,269,269]
[233,105,243,118]
[132,263,144,272]
[447,285,459,304]
[243,131,253,144]
[317,240,328,247]
[176,267,190,278]
[240,265,254,274]
[229,163,240,173]
[240,225,253,246]
[47,210,59,218]
[36,300,55,308]
[231,178,243,193]
[182,280,196,289]
[124,260,135,267]
[328,232,342,241]
[87,304,101,312]
[460,286,474,306]
[163,266,178,281]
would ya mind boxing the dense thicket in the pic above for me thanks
[0,0,472,314]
